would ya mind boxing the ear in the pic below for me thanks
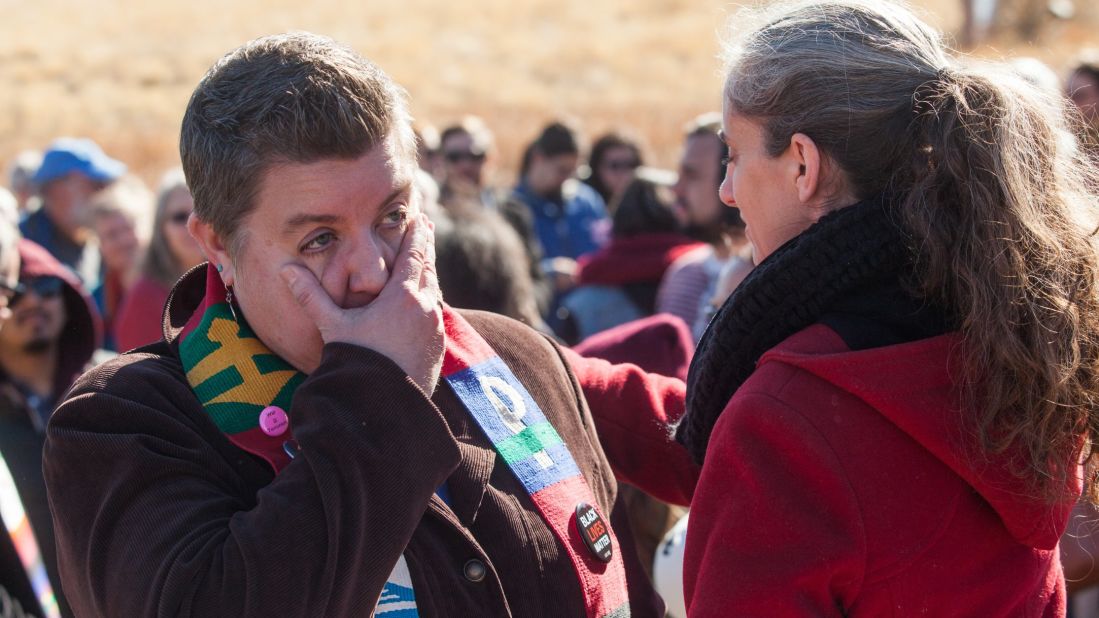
[187,214,235,287]
[789,133,823,204]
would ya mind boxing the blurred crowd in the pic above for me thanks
[0,45,1097,618]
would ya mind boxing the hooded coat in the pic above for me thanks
[0,239,100,618]
[570,320,1073,616]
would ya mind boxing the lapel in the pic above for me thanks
[449,440,495,526]
[433,379,496,526]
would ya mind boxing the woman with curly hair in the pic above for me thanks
[576,1,1099,614]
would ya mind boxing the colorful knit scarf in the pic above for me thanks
[178,265,630,617]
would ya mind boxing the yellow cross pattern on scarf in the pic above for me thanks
[185,316,298,407]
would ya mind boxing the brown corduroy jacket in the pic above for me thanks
[43,268,662,617]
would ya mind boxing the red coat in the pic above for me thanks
[113,275,171,351]
[568,323,1075,616]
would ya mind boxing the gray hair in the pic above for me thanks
[721,0,953,198]
[180,31,415,251]
[720,0,1099,503]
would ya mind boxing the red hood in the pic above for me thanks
[577,234,703,286]
[759,324,1078,550]
[16,239,102,395]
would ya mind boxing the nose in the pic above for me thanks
[333,232,391,308]
[719,172,735,206]
[13,288,43,310]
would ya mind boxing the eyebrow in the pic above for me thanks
[280,184,411,236]
[282,213,341,235]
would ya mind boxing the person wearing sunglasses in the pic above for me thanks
[439,117,556,318]
[0,237,100,618]
[584,132,644,208]
[436,116,498,213]
[114,170,206,352]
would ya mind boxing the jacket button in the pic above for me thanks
[463,559,486,583]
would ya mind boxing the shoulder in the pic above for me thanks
[53,342,200,432]
[458,308,582,405]
[713,325,873,462]
[567,180,606,212]
[725,323,959,496]
[734,325,853,415]
[459,309,561,359]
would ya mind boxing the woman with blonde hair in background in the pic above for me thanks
[571,0,1099,614]
[89,175,153,350]
[113,169,204,351]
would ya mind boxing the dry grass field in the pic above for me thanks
[1,0,1097,185]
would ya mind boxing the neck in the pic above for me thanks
[679,194,907,463]
[0,345,57,398]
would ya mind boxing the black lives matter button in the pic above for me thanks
[575,502,613,563]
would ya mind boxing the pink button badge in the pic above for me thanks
[259,406,289,437]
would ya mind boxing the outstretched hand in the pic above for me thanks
[280,214,445,395]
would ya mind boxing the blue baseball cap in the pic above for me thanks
[32,138,126,186]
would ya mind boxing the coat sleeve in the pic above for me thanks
[43,343,461,618]
[562,347,699,506]
[684,391,865,616]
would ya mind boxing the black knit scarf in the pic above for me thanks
[676,195,912,464]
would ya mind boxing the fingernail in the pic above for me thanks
[279,266,297,286]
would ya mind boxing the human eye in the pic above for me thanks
[381,205,409,227]
[300,231,336,254]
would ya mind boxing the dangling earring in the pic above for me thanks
[226,286,239,322]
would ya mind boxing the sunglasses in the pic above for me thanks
[0,275,64,306]
[602,159,640,172]
[167,211,191,225]
[444,150,487,164]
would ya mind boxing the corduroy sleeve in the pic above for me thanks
[562,347,698,506]
[43,343,459,618]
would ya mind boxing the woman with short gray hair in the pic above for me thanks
[43,31,660,618]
